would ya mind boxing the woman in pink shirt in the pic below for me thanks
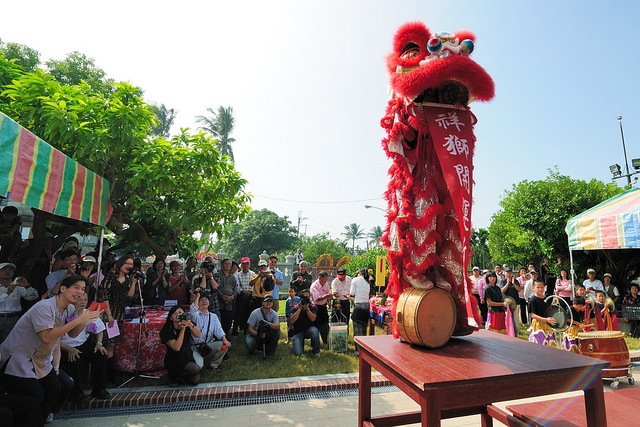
[555,269,573,305]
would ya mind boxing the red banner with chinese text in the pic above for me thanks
[422,106,476,269]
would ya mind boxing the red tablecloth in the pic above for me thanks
[114,309,168,374]
[369,297,393,323]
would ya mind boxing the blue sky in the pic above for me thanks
[3,1,640,250]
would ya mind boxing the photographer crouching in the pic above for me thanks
[246,295,280,357]
[189,290,230,373]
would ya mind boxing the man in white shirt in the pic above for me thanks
[233,257,254,336]
[583,268,604,297]
[331,268,352,324]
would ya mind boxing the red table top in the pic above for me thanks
[356,330,609,391]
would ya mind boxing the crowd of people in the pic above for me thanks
[469,260,640,351]
[0,231,383,425]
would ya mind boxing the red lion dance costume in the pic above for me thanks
[381,22,494,344]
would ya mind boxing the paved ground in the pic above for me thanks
[50,362,639,427]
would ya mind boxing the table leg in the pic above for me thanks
[421,391,441,427]
[584,375,607,427]
[358,354,372,426]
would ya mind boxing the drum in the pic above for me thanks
[577,331,630,377]
[395,287,456,348]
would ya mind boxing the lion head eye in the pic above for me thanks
[400,43,420,59]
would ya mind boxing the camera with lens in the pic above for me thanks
[76,263,87,272]
[128,267,144,279]
[299,295,311,306]
[202,261,215,273]
[178,313,190,321]
[257,319,270,335]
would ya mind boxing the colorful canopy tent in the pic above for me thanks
[565,187,640,295]
[566,187,640,251]
[0,112,112,227]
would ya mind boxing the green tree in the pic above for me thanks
[0,42,40,73]
[367,226,383,249]
[150,103,176,138]
[295,233,350,266]
[470,228,491,270]
[196,106,236,162]
[488,169,623,267]
[45,51,115,94]
[1,63,250,274]
[342,223,365,255]
[344,246,388,294]
[215,209,298,261]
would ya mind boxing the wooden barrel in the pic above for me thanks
[396,287,456,348]
[577,331,630,376]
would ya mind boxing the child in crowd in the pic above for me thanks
[561,296,593,353]
[593,290,617,330]
[284,286,300,344]
[528,279,559,348]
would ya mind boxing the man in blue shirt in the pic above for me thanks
[267,256,284,312]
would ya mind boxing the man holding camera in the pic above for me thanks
[291,261,312,295]
[249,260,275,312]
[189,291,230,373]
[267,256,284,312]
[214,258,237,335]
[290,290,320,356]
[233,257,254,336]
[246,294,280,357]
[310,271,333,345]
[192,262,220,320]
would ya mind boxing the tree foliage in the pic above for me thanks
[0,53,250,270]
[367,226,383,249]
[470,228,491,270]
[342,223,365,255]
[215,209,298,262]
[344,246,388,294]
[196,106,236,162]
[0,42,40,73]
[294,233,349,266]
[488,170,623,267]
[150,103,176,138]
[45,51,115,95]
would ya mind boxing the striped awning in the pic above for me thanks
[566,187,640,250]
[0,112,112,226]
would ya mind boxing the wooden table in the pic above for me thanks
[356,330,609,427]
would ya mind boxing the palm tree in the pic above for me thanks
[196,106,236,162]
[367,226,383,248]
[342,223,365,255]
[150,103,176,138]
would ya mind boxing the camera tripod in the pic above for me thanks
[119,279,161,387]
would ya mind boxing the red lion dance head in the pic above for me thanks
[381,22,494,345]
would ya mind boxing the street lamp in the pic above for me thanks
[364,204,386,212]
[609,115,640,185]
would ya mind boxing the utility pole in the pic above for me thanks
[297,211,308,238]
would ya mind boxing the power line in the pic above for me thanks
[254,195,385,204]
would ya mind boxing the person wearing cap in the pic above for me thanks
[0,274,102,424]
[214,258,237,334]
[267,256,284,312]
[289,289,320,356]
[189,291,230,373]
[246,294,280,357]
[233,257,254,336]
[248,260,273,312]
[291,261,312,295]
[167,261,190,305]
[582,269,604,297]
[0,263,38,343]
[349,269,371,355]
[45,250,79,297]
[331,268,352,324]
[310,271,332,345]
[602,273,620,310]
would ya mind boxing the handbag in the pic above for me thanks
[197,314,212,357]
